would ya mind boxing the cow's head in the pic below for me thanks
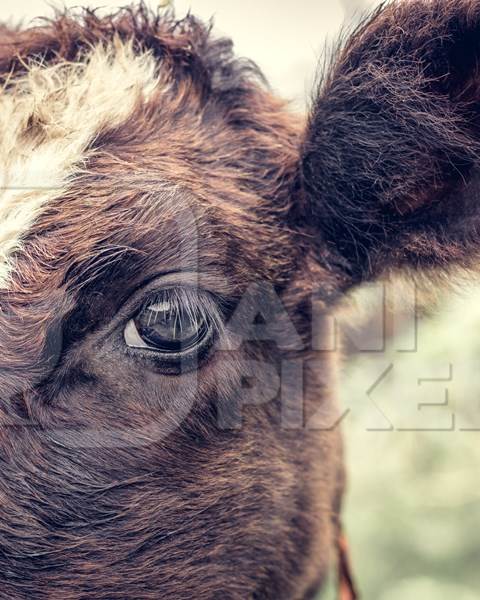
[0,2,479,598]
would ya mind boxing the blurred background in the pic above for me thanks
[4,1,480,598]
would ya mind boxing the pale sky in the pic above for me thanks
[1,0,383,109]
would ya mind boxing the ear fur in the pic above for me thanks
[301,0,480,288]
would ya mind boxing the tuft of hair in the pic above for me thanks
[0,3,269,288]
[0,2,266,101]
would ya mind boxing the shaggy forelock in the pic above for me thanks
[0,4,268,289]
[0,41,160,287]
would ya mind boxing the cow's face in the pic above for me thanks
[2,2,480,598]
[0,11,341,599]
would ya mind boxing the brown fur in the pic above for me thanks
[1,1,480,598]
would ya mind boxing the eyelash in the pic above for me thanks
[141,288,216,330]
[144,287,224,331]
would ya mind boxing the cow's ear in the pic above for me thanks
[299,0,480,290]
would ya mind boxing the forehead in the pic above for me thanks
[0,41,159,287]
[0,13,301,295]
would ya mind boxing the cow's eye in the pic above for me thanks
[124,288,216,364]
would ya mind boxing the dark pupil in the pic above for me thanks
[134,300,207,352]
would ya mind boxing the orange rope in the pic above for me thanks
[337,532,358,600]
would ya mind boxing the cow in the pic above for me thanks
[0,1,478,598]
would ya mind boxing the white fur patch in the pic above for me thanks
[0,39,160,288]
